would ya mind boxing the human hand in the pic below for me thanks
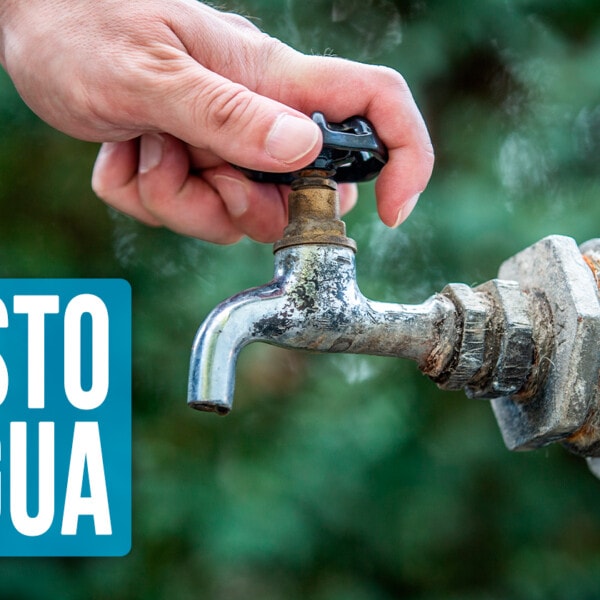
[0,0,433,243]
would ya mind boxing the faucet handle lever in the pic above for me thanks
[236,112,388,184]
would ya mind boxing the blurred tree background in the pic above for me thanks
[1,0,600,598]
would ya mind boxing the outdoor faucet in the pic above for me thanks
[188,171,458,415]
[188,113,600,468]
[188,113,458,414]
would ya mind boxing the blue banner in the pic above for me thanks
[0,279,131,556]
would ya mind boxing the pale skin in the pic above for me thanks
[0,0,434,244]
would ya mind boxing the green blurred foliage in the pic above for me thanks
[1,0,600,598]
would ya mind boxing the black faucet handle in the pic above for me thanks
[236,112,388,184]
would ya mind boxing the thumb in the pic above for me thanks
[150,64,322,172]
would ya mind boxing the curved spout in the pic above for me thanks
[187,280,288,415]
[188,244,457,414]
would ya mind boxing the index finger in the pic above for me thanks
[257,55,434,226]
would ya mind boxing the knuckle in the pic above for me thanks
[138,191,162,214]
[202,81,257,132]
[373,65,410,94]
[257,35,290,64]
[220,11,261,33]
[134,213,163,228]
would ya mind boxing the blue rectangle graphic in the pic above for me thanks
[0,279,131,556]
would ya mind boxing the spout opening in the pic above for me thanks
[189,400,231,416]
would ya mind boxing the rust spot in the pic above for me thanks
[513,291,554,402]
[564,398,600,456]
[583,254,600,291]
[274,174,356,253]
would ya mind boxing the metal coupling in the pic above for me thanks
[424,235,600,459]
[429,280,535,400]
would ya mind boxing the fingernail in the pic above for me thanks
[265,114,320,165]
[393,193,420,228]
[214,175,250,217]
[91,142,119,190]
[139,133,165,174]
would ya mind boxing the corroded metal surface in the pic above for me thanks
[428,279,534,400]
[194,110,600,473]
[492,236,600,451]
[188,168,600,477]
[273,170,356,252]
[466,279,533,399]
[563,239,600,458]
[433,283,490,390]
[581,238,600,291]
[188,244,457,414]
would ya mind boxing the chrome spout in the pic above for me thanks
[186,277,284,416]
[188,243,458,414]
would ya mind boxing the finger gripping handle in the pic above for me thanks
[237,112,388,184]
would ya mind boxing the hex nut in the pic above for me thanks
[491,235,600,451]
[435,283,490,390]
[465,279,533,399]
[563,384,600,457]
